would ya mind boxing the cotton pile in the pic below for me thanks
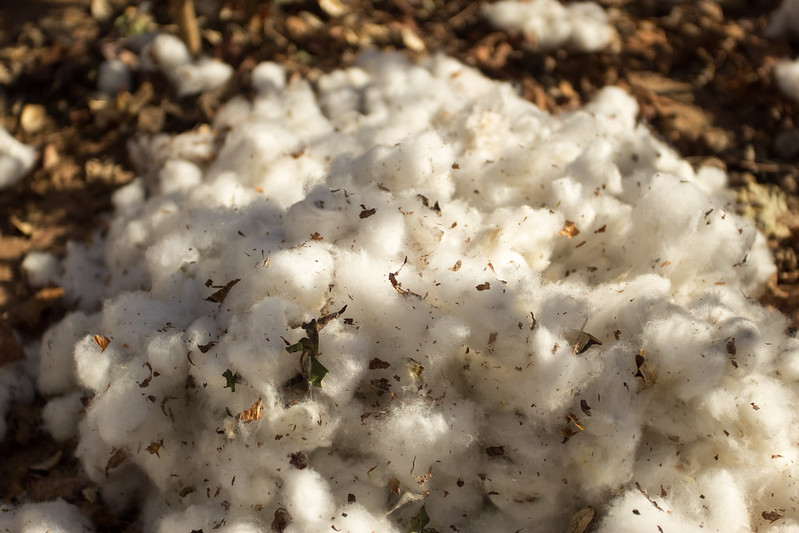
[30,51,799,532]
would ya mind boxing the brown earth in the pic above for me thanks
[0,1,798,530]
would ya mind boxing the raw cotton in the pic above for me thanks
[483,0,615,52]
[35,51,798,532]
[775,58,799,101]
[0,126,36,190]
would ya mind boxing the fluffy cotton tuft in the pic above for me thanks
[142,34,232,96]
[483,0,615,52]
[38,52,795,532]
[97,59,132,96]
[0,500,93,533]
[21,250,59,287]
[0,126,36,190]
[775,58,799,101]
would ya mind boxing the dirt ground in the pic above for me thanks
[1,1,798,530]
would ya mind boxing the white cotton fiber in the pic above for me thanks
[39,311,98,394]
[97,59,132,96]
[0,499,93,533]
[40,51,796,532]
[21,250,59,287]
[775,58,799,101]
[42,391,84,441]
[143,34,232,96]
[483,0,615,52]
[0,126,35,190]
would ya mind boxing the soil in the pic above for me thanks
[0,1,798,530]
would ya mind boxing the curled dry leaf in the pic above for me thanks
[93,334,111,352]
[566,507,596,533]
[205,278,240,303]
[369,357,391,369]
[574,331,601,355]
[289,451,309,470]
[104,448,128,477]
[486,445,505,457]
[560,220,580,238]
[236,398,263,423]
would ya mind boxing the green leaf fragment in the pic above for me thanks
[222,369,236,392]
[309,355,329,388]
[178,486,195,497]
[284,307,347,388]
[408,505,439,533]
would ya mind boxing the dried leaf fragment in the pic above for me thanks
[93,335,111,352]
[450,259,462,272]
[146,441,163,457]
[359,205,377,218]
[560,220,580,238]
[409,504,436,533]
[574,331,601,355]
[222,369,237,392]
[236,398,263,422]
[139,362,154,388]
[567,507,595,533]
[486,446,505,457]
[369,358,391,369]
[272,507,291,532]
[205,278,240,303]
[634,349,657,388]
[197,341,216,353]
[762,510,784,523]
[476,282,491,291]
[290,451,309,470]
[104,448,128,477]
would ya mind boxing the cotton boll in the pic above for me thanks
[39,311,98,394]
[251,62,286,93]
[111,177,146,215]
[330,504,401,533]
[483,0,614,52]
[42,392,84,441]
[567,139,623,195]
[640,314,727,402]
[11,499,93,533]
[775,58,799,101]
[0,125,36,190]
[158,159,203,194]
[146,34,191,70]
[368,399,479,487]
[73,333,117,392]
[173,58,233,96]
[261,245,335,311]
[598,490,707,533]
[283,186,358,244]
[92,379,158,448]
[282,468,335,526]
[775,340,799,381]
[146,332,189,384]
[151,504,226,533]
[21,250,59,287]
[97,59,132,96]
